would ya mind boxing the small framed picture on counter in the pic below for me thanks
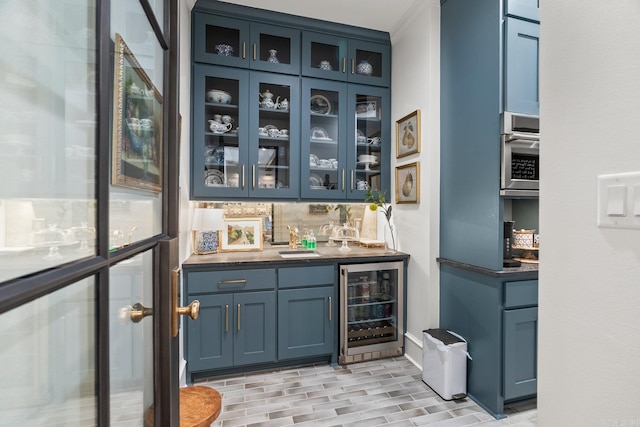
[220,217,264,252]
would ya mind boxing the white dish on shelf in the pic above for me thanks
[310,127,332,141]
[204,169,225,186]
[310,94,331,114]
[309,174,323,187]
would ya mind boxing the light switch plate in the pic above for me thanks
[597,172,640,229]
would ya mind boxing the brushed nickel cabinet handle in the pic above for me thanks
[225,304,229,332]
[328,297,332,321]
[351,58,355,74]
[241,165,245,189]
[237,304,241,331]
[252,164,256,190]
[253,44,257,60]
[341,169,345,192]
[242,42,246,59]
[218,279,247,285]
[342,57,346,73]
[350,170,354,192]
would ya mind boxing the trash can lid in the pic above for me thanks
[423,328,465,345]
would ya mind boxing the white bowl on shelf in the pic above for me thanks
[206,89,232,104]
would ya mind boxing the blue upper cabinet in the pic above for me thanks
[302,32,391,87]
[193,12,300,75]
[504,18,540,115]
[505,0,540,22]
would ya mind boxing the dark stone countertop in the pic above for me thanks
[183,245,409,270]
[437,257,538,280]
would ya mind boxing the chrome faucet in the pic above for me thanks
[287,225,299,249]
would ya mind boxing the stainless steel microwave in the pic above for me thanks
[501,112,539,196]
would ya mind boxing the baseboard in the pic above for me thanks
[404,331,423,370]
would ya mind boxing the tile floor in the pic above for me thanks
[198,357,537,427]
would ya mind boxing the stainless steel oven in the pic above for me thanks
[501,112,540,196]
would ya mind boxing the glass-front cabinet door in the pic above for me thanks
[347,39,391,87]
[193,13,300,75]
[191,64,249,199]
[301,32,347,81]
[193,14,251,68]
[301,79,347,199]
[347,85,390,200]
[249,72,299,198]
[302,32,391,87]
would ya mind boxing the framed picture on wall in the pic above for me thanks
[395,162,420,204]
[396,109,420,158]
[112,33,163,193]
[220,217,264,252]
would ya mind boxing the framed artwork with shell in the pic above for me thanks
[395,162,420,204]
[396,109,420,158]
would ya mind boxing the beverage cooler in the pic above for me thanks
[339,261,404,364]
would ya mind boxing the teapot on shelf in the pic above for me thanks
[259,89,280,109]
[278,98,289,111]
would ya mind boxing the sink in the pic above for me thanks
[278,250,321,258]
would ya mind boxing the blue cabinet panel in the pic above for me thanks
[186,293,233,371]
[234,291,277,365]
[193,14,251,67]
[278,264,335,288]
[278,287,335,360]
[186,268,276,294]
[505,0,539,22]
[505,18,540,115]
[504,279,538,308]
[503,306,538,400]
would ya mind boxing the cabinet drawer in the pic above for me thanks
[278,265,335,288]
[504,280,538,308]
[186,268,276,294]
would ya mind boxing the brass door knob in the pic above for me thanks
[130,302,153,323]
[176,300,200,321]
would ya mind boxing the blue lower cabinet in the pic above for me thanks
[278,287,335,360]
[503,306,538,400]
[234,291,277,365]
[185,290,276,375]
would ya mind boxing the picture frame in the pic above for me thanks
[356,100,378,119]
[395,162,420,204]
[220,217,264,252]
[112,33,163,193]
[396,109,421,158]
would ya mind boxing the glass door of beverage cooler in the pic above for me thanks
[339,261,404,364]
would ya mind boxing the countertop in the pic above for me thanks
[437,257,538,279]
[183,245,409,269]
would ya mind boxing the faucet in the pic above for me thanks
[287,225,299,249]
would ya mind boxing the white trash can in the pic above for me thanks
[422,329,470,400]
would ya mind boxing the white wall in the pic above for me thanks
[389,0,440,367]
[539,1,640,424]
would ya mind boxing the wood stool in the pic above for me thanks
[145,385,222,426]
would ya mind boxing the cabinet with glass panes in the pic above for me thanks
[301,80,389,200]
[190,64,299,199]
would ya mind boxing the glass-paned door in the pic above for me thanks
[301,78,347,199]
[0,278,96,425]
[109,251,154,424]
[192,64,250,199]
[302,31,347,81]
[194,14,251,67]
[0,0,180,425]
[250,72,299,198]
[348,85,390,200]
[249,23,300,75]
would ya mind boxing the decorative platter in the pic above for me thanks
[310,94,331,115]
[204,169,225,186]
